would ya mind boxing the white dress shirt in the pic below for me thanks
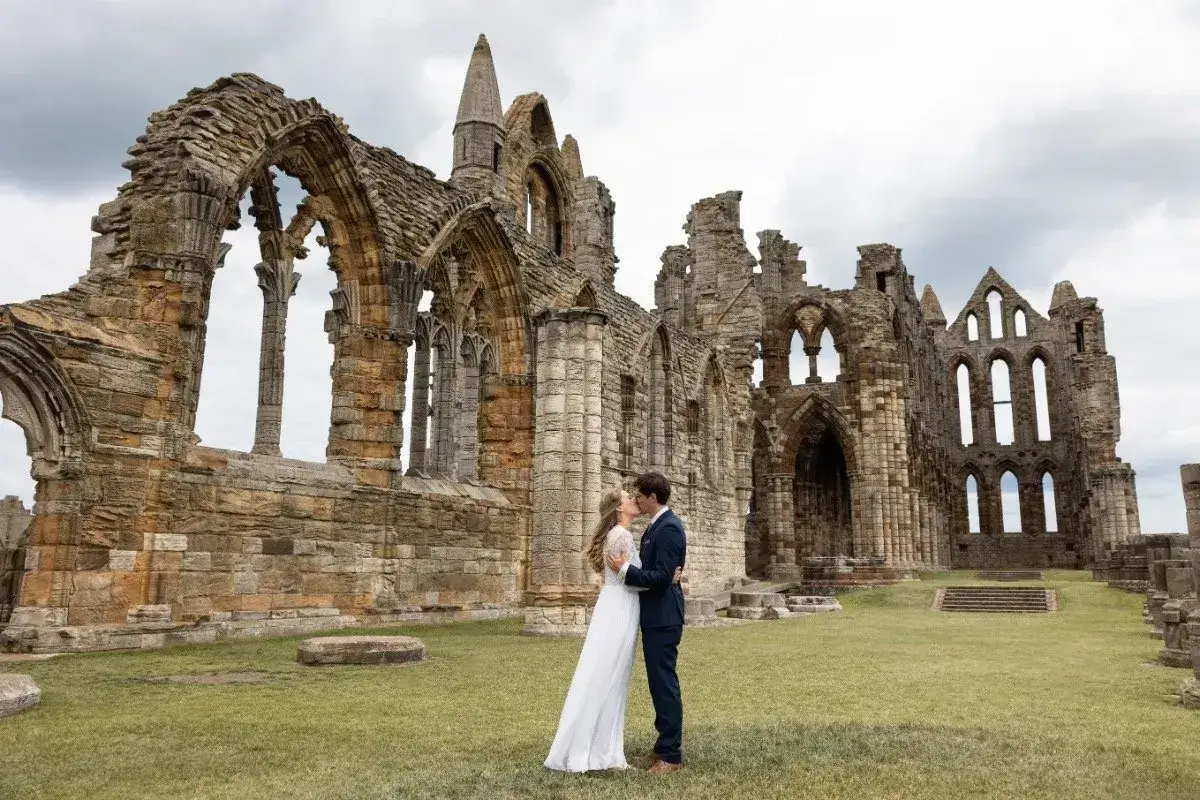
[618,506,669,582]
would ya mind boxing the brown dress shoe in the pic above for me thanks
[647,760,683,775]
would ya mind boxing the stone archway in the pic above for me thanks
[0,324,88,623]
[793,426,854,559]
[780,395,859,563]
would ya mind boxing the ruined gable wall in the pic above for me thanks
[940,272,1081,568]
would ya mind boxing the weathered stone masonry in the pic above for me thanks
[0,33,1140,652]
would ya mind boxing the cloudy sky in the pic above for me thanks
[1,0,1197,534]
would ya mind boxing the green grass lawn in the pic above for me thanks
[3,570,1199,800]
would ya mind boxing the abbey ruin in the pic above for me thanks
[0,35,1143,652]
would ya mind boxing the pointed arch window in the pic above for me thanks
[986,290,1003,339]
[1000,470,1022,533]
[956,363,974,445]
[647,330,674,470]
[991,359,1013,445]
[1013,308,1027,337]
[1032,357,1051,441]
[966,313,980,342]
[1043,472,1058,533]
[966,475,981,534]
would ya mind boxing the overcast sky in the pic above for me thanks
[1,0,1197,534]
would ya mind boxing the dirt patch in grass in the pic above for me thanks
[137,671,274,686]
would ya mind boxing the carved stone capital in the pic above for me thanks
[254,260,300,303]
[384,259,427,338]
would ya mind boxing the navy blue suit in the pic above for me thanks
[622,507,686,764]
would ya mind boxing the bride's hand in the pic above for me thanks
[672,567,683,585]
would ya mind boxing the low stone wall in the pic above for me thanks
[951,533,1078,570]
[5,448,528,652]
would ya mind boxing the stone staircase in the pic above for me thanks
[933,586,1056,613]
[976,570,1044,581]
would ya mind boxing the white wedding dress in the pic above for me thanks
[544,525,642,772]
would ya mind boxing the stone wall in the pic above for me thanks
[0,34,1143,652]
[0,496,30,549]
[950,533,1077,570]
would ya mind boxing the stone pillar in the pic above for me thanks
[1180,464,1200,708]
[408,335,431,473]
[457,356,481,481]
[804,346,821,383]
[523,308,606,636]
[251,260,300,456]
[766,474,798,579]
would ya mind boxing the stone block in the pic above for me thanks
[108,550,137,571]
[0,674,41,718]
[152,534,189,552]
[297,635,427,666]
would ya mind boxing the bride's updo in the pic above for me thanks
[585,486,624,574]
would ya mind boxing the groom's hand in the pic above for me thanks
[672,567,683,585]
[606,553,627,573]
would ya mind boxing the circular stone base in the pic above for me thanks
[1182,679,1200,710]
[297,635,427,666]
[0,674,41,718]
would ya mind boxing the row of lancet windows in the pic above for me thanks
[965,471,1058,533]
[619,335,726,485]
[955,356,1051,446]
[966,290,1027,342]
[747,330,840,389]
[401,294,496,481]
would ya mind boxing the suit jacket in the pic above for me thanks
[623,508,687,629]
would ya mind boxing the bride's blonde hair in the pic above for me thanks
[585,486,625,574]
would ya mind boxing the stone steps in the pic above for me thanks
[934,587,1056,613]
[977,570,1043,581]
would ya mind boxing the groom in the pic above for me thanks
[606,471,686,775]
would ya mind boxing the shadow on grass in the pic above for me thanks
[364,721,1003,800]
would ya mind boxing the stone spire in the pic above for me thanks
[561,134,583,182]
[454,34,504,133]
[920,284,946,326]
[451,34,507,197]
[1048,280,1079,313]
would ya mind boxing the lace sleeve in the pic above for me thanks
[603,526,633,560]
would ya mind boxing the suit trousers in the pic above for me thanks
[641,623,683,763]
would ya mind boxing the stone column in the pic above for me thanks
[408,334,431,473]
[766,473,798,579]
[1180,464,1200,708]
[523,308,606,636]
[804,346,821,383]
[251,260,300,456]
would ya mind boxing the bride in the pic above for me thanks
[544,486,678,772]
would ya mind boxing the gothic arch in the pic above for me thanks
[779,394,858,475]
[116,91,389,283]
[779,298,849,350]
[946,351,978,378]
[418,199,530,376]
[632,323,674,376]
[983,348,1018,369]
[0,326,88,481]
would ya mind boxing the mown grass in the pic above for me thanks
[2,570,1198,799]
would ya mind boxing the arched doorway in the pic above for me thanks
[0,394,34,624]
[794,427,853,558]
[0,328,88,624]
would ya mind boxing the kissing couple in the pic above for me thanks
[544,471,687,775]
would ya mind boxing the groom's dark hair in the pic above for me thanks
[634,472,671,505]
